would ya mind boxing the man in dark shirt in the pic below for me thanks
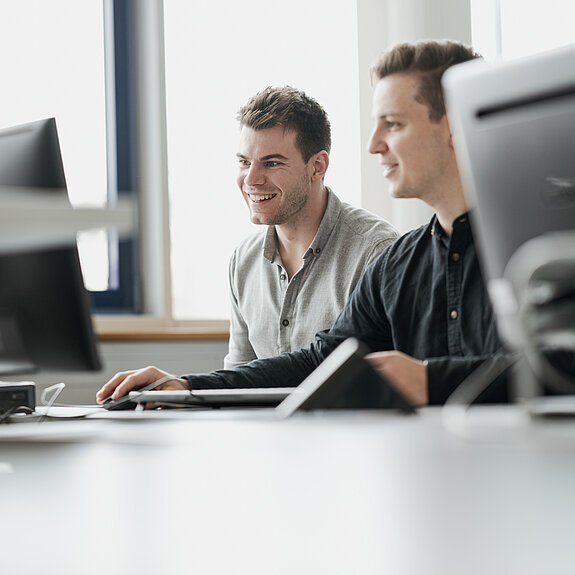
[97,39,503,407]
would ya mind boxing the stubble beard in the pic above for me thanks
[267,171,311,226]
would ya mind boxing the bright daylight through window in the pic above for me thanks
[3,0,574,323]
[0,0,109,292]
[471,0,575,61]
[163,0,361,320]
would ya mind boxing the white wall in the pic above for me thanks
[358,0,472,233]
[10,340,228,405]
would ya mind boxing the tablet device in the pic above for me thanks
[276,338,416,417]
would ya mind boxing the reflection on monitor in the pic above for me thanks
[442,44,575,348]
[0,118,101,375]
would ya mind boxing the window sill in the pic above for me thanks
[94,316,230,342]
[97,328,229,342]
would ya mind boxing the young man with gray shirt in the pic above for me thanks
[225,86,398,367]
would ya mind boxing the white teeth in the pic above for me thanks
[248,193,276,202]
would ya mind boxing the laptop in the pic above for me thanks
[130,387,295,408]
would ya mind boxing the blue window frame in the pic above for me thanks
[91,0,141,313]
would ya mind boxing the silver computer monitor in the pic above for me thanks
[442,44,575,350]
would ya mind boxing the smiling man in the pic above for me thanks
[223,86,398,368]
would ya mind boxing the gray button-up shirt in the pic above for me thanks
[224,188,398,368]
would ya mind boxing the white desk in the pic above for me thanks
[1,407,574,574]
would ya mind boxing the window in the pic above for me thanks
[163,0,361,320]
[91,0,141,312]
[0,0,140,313]
[0,0,107,285]
[471,0,575,61]
[2,0,363,323]
[0,2,107,205]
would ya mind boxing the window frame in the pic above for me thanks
[93,0,229,334]
[91,0,141,314]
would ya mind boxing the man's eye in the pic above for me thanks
[265,161,279,167]
[238,159,250,167]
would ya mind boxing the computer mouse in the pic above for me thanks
[101,395,138,411]
[100,375,184,411]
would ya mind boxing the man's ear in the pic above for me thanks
[310,150,329,181]
[444,116,455,149]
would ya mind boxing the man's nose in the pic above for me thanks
[368,128,388,156]
[244,163,265,186]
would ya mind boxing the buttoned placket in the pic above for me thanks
[276,246,320,351]
[445,216,470,356]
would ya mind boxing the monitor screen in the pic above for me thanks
[442,44,575,347]
[0,118,101,375]
[0,117,69,192]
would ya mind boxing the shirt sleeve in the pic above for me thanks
[224,249,257,369]
[425,353,512,405]
[182,344,323,390]
[329,248,394,352]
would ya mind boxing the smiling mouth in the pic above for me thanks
[382,164,398,178]
[247,193,278,203]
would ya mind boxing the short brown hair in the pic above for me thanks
[237,86,331,162]
[370,40,482,122]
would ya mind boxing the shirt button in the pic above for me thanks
[315,248,321,254]
[450,309,458,320]
[282,319,290,327]
[279,273,286,281]
[452,252,460,262]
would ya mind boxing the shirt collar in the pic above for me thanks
[262,225,278,262]
[430,212,471,237]
[261,187,340,262]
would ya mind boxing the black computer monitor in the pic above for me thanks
[0,117,101,375]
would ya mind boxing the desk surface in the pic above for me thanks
[1,407,574,575]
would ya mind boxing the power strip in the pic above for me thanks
[0,382,36,412]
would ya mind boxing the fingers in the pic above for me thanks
[365,351,428,407]
[96,366,171,404]
[96,370,135,403]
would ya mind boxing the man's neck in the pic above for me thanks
[276,186,328,279]
[428,186,469,237]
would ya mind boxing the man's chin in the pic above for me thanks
[388,186,415,200]
[249,213,274,226]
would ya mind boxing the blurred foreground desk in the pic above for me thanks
[1,407,575,575]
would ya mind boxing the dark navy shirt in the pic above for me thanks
[184,213,506,404]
